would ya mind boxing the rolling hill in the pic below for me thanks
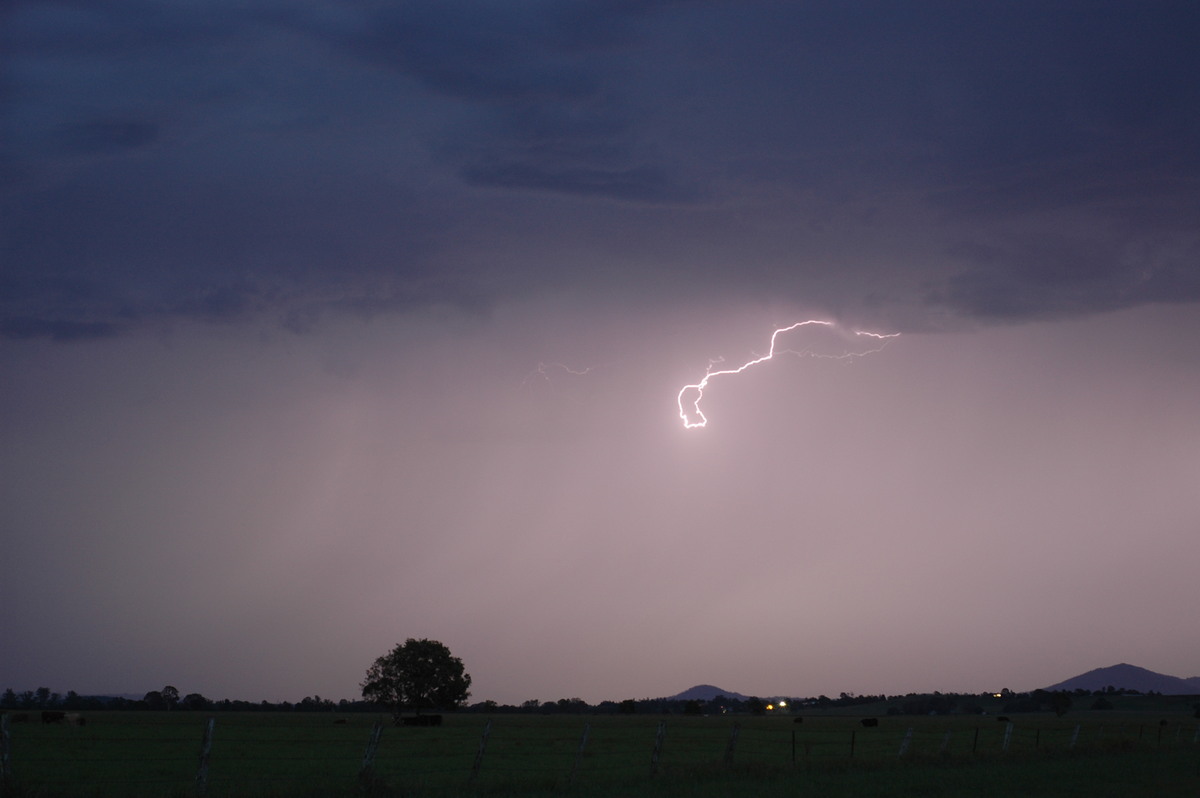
[667,685,751,702]
[1042,663,1200,695]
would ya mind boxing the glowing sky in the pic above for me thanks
[3,1,1199,704]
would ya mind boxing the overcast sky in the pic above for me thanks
[3,1,1198,705]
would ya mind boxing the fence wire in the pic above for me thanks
[1,712,1196,796]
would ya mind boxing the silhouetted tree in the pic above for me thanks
[1048,691,1072,717]
[161,685,180,710]
[182,693,210,711]
[1,688,16,709]
[555,697,589,713]
[361,638,471,722]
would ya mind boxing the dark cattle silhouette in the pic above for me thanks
[997,716,1010,722]
[860,718,878,727]
[65,713,86,726]
[41,711,66,724]
[400,714,443,727]
[793,716,803,724]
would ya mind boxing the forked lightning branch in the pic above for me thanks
[677,320,899,429]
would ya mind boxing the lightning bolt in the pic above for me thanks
[677,320,899,429]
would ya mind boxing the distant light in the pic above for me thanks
[993,693,1002,698]
[778,701,787,707]
[766,703,774,711]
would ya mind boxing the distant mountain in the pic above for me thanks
[668,685,751,702]
[1042,663,1200,695]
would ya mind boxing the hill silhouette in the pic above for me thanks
[1042,663,1200,695]
[668,684,751,702]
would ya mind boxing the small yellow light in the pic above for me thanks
[766,703,774,711]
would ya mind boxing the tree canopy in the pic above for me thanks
[361,638,471,717]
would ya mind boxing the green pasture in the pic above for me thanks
[2,709,1197,797]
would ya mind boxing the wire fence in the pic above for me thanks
[2,711,1197,797]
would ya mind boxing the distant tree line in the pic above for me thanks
[0,686,379,714]
[1,684,1170,717]
[11,639,1180,720]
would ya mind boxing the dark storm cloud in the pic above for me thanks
[460,160,696,203]
[0,316,126,342]
[311,0,697,202]
[325,3,603,101]
[938,234,1200,320]
[0,0,303,59]
[2,0,1198,340]
[51,119,161,155]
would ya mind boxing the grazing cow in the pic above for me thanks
[792,716,803,724]
[860,718,878,727]
[41,711,66,724]
[996,716,1010,723]
[400,714,443,727]
[65,713,85,726]
[333,718,347,724]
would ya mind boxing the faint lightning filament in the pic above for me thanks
[677,321,899,428]
[523,361,602,387]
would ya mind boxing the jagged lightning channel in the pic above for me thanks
[677,320,899,429]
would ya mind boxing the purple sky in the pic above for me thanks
[3,1,1199,704]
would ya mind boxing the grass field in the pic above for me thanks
[2,707,1197,797]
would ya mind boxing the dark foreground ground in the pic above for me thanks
[2,706,1197,797]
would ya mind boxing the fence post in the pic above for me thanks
[469,720,492,783]
[650,721,666,775]
[1070,724,1080,749]
[723,723,740,766]
[1002,722,1013,752]
[1,712,11,784]
[898,727,913,757]
[359,722,383,779]
[568,723,589,785]
[195,717,215,796]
